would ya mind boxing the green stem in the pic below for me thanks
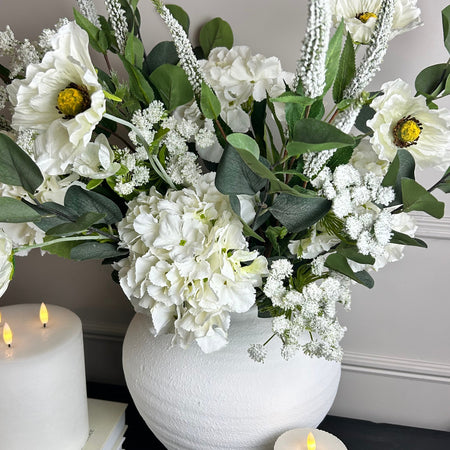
[13,235,103,255]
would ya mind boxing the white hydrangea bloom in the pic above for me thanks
[0,230,14,297]
[115,173,268,353]
[7,22,105,175]
[350,139,389,177]
[200,46,293,132]
[332,0,421,44]
[368,79,450,170]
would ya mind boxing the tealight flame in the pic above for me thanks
[307,432,316,450]
[40,303,49,327]
[3,322,12,347]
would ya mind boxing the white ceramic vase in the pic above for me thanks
[122,307,341,450]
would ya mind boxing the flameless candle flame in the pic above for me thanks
[3,322,12,347]
[307,432,316,450]
[40,303,48,327]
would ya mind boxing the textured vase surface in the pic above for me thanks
[122,307,341,450]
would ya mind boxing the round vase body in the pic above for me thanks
[123,308,341,450]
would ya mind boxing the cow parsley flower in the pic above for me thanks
[332,0,421,44]
[368,79,450,170]
[115,173,268,353]
[7,22,105,175]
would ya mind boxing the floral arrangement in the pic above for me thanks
[0,0,449,362]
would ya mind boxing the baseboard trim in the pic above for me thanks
[343,351,450,384]
[414,214,450,240]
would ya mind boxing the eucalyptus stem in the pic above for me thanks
[13,235,103,255]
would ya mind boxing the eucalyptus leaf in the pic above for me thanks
[325,253,374,288]
[46,212,106,236]
[333,32,355,104]
[167,4,190,34]
[0,197,41,223]
[199,17,233,57]
[125,32,144,69]
[0,134,43,193]
[149,64,193,110]
[143,41,179,75]
[390,230,427,248]
[336,245,376,265]
[40,240,82,259]
[382,150,415,205]
[64,186,123,225]
[73,9,108,53]
[70,242,128,261]
[215,145,266,195]
[415,63,450,99]
[200,82,221,119]
[227,133,260,160]
[30,202,75,232]
[287,118,355,156]
[442,5,450,53]
[354,104,376,134]
[401,178,445,218]
[270,194,331,233]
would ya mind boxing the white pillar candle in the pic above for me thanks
[274,428,347,450]
[0,304,89,450]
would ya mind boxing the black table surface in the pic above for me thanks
[87,382,450,450]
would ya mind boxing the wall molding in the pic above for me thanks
[343,351,450,385]
[414,213,450,240]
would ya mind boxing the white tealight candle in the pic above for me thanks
[0,303,89,450]
[274,428,347,450]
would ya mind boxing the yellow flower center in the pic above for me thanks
[56,83,90,118]
[393,116,423,148]
[356,12,377,23]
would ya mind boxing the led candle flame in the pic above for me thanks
[3,322,12,347]
[40,303,49,327]
[307,432,316,450]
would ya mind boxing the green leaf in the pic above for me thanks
[227,133,260,160]
[46,212,106,236]
[167,4,190,34]
[215,145,266,196]
[119,55,154,104]
[266,226,288,255]
[125,32,144,69]
[324,20,345,95]
[149,64,193,110]
[390,230,427,248]
[382,149,415,205]
[86,179,104,190]
[0,134,43,193]
[73,8,108,53]
[70,242,128,261]
[435,166,450,193]
[355,104,376,134]
[241,221,265,243]
[326,146,354,172]
[199,17,233,57]
[333,32,355,103]
[40,240,82,259]
[64,186,123,225]
[415,63,450,100]
[30,202,76,232]
[336,245,376,265]
[143,41,179,75]
[325,253,374,288]
[270,94,315,105]
[0,197,41,223]
[287,118,355,156]
[401,178,445,218]
[442,5,450,53]
[270,194,331,233]
[200,82,221,119]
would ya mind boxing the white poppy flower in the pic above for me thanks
[0,230,14,297]
[368,79,450,170]
[115,172,268,353]
[332,0,421,44]
[7,21,105,175]
[73,134,121,179]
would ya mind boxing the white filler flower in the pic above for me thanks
[0,230,14,297]
[115,173,268,353]
[332,0,421,44]
[368,79,450,170]
[7,22,105,175]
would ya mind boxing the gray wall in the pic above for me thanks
[1,0,449,431]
